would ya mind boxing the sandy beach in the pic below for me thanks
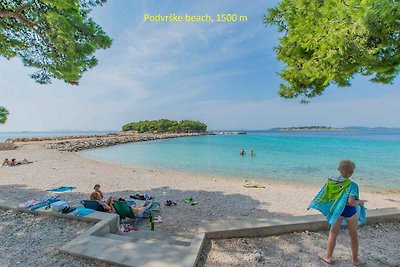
[1,142,400,235]
[1,141,400,266]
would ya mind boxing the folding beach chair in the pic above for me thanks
[112,200,160,220]
[81,200,106,212]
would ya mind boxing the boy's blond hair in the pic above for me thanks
[338,160,356,178]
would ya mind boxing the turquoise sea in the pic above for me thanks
[79,128,400,189]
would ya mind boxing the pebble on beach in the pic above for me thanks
[0,210,120,267]
[198,222,400,267]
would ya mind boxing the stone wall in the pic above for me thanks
[44,132,209,152]
[5,133,119,143]
[0,142,15,151]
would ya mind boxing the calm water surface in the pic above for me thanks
[79,129,400,189]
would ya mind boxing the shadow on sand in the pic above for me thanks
[0,184,292,235]
[0,184,308,267]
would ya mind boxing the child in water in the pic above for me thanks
[309,160,367,266]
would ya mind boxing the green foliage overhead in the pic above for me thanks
[265,0,400,100]
[122,119,208,133]
[0,0,112,84]
[0,106,9,124]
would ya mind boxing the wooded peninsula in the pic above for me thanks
[122,119,207,133]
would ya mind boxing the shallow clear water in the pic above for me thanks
[79,129,400,189]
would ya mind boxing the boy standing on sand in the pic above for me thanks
[308,160,367,266]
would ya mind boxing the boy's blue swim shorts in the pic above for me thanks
[340,205,357,218]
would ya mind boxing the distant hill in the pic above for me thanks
[344,126,400,130]
[278,126,344,131]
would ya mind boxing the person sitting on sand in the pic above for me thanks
[2,158,10,166]
[10,159,18,166]
[309,160,367,266]
[93,184,115,203]
[89,191,114,212]
[93,184,105,200]
[240,148,246,156]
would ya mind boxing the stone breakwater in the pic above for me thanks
[5,133,119,143]
[43,132,209,152]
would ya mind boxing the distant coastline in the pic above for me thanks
[212,131,247,135]
[278,126,344,131]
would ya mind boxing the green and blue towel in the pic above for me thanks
[308,178,366,226]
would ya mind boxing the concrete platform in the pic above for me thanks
[199,208,400,239]
[1,199,399,267]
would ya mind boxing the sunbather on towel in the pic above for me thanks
[89,191,114,212]
[21,158,33,164]
[2,158,10,166]
[129,199,155,217]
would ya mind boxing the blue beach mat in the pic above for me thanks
[29,198,60,210]
[74,207,95,217]
[18,196,60,210]
[127,200,135,206]
[47,186,76,192]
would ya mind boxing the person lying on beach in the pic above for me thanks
[128,198,155,217]
[2,158,31,166]
[89,191,114,212]
[2,158,10,166]
[21,158,33,165]
[309,160,367,266]
[10,159,20,166]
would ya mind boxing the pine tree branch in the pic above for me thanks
[15,1,35,13]
[0,10,55,56]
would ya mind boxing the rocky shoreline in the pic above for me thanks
[7,132,209,152]
[5,133,120,143]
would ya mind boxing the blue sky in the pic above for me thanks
[0,0,399,131]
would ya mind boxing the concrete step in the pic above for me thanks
[103,233,133,242]
[61,235,192,267]
[124,230,192,246]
